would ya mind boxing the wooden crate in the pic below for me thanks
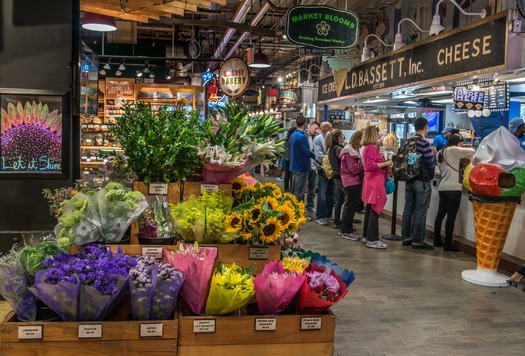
[0,303,178,356]
[132,181,182,204]
[73,244,281,275]
[177,302,335,356]
[182,182,232,201]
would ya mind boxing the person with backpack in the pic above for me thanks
[400,117,436,250]
[339,130,364,241]
[433,133,475,251]
[325,129,345,229]
[361,125,392,249]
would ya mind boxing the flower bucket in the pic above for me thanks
[202,162,244,184]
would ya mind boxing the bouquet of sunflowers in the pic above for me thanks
[225,180,306,245]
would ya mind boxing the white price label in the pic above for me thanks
[78,324,102,338]
[301,317,322,330]
[200,184,219,193]
[140,323,163,337]
[255,318,276,331]
[148,183,168,195]
[193,319,216,333]
[18,325,43,340]
[249,247,269,260]
[141,246,163,259]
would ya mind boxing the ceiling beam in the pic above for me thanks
[154,4,185,16]
[81,0,170,18]
[161,1,198,12]
[80,4,152,23]
[158,18,277,37]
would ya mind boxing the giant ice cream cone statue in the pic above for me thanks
[462,127,525,287]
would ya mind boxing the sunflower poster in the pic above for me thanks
[0,93,63,173]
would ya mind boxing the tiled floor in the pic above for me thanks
[300,213,525,356]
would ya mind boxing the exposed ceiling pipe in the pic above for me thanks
[212,0,252,59]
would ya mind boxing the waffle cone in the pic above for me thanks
[472,200,517,270]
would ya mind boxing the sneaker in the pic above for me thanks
[276,177,285,182]
[412,242,435,250]
[402,239,412,246]
[326,217,334,223]
[339,232,360,241]
[316,218,328,225]
[361,237,368,244]
[306,216,312,221]
[366,240,387,249]
[306,207,317,213]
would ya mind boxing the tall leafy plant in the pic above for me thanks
[111,103,203,184]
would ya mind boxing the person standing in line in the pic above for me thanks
[509,117,525,150]
[313,121,334,225]
[339,130,364,241]
[431,126,453,156]
[325,129,345,229]
[289,117,315,203]
[433,133,475,251]
[361,126,392,249]
[401,117,436,250]
[278,127,297,191]
[306,122,321,213]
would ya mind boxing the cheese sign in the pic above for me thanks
[218,58,250,98]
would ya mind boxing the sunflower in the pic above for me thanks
[276,204,295,230]
[283,192,299,206]
[247,205,263,226]
[225,213,243,233]
[260,216,284,244]
[258,196,280,210]
[231,177,246,193]
[261,182,282,198]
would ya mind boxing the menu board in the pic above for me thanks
[453,80,508,114]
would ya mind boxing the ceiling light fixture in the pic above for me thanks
[393,18,429,50]
[361,34,393,62]
[115,70,122,76]
[429,0,486,36]
[103,61,111,70]
[136,70,143,77]
[99,69,106,76]
[81,13,117,32]
[143,61,151,74]
[118,61,126,71]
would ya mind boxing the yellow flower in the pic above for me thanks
[225,213,243,233]
[276,204,295,230]
[247,205,263,227]
[260,216,284,244]
[258,196,279,210]
[240,230,253,242]
[282,256,310,273]
[231,177,246,193]
[283,192,299,205]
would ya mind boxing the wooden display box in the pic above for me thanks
[76,244,281,275]
[177,302,335,355]
[0,303,178,356]
[182,181,233,201]
[132,181,181,204]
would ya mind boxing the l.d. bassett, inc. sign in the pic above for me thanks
[286,5,359,49]
[318,11,508,101]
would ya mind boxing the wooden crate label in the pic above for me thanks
[141,246,163,259]
[139,323,163,337]
[78,324,102,338]
[148,183,168,195]
[301,317,322,330]
[249,247,269,260]
[200,184,219,193]
[18,325,43,340]
[193,319,215,333]
[254,318,276,331]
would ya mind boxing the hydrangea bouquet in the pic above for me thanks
[164,243,217,315]
[29,245,137,321]
[128,256,185,320]
[253,260,305,315]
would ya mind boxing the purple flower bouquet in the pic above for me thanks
[253,260,306,315]
[29,245,137,321]
[0,250,36,321]
[129,256,185,320]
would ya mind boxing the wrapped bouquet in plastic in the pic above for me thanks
[295,262,349,314]
[253,260,305,315]
[205,263,255,315]
[29,245,137,321]
[0,249,36,321]
[165,243,217,315]
[129,256,185,320]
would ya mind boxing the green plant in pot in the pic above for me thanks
[111,102,204,184]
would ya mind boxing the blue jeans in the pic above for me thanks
[291,171,308,203]
[316,177,335,220]
[333,178,345,225]
[306,169,318,210]
[401,180,432,245]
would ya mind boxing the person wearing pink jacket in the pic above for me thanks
[339,130,364,241]
[361,126,393,249]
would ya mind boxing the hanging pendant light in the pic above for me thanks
[249,39,271,68]
[82,13,117,32]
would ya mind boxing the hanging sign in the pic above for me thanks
[218,58,250,98]
[318,11,508,102]
[278,90,298,101]
[286,5,359,49]
[453,79,508,113]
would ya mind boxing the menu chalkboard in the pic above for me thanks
[453,80,508,113]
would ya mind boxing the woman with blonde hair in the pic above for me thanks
[339,130,364,240]
[361,125,392,249]
[325,129,345,229]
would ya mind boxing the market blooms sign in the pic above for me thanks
[218,58,250,98]
[286,5,359,49]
